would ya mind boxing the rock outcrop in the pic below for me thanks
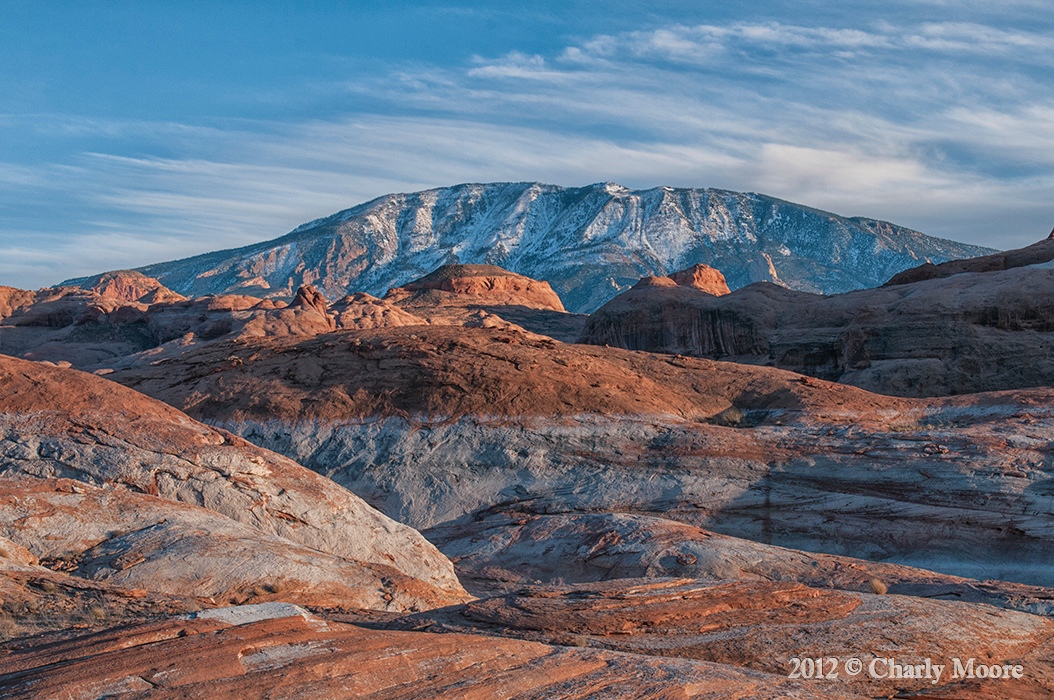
[885,235,1054,286]
[331,292,428,329]
[398,578,1054,697]
[77,270,187,304]
[0,533,205,641]
[382,264,587,340]
[430,511,1054,615]
[107,325,1054,593]
[0,604,846,699]
[668,263,732,295]
[387,264,566,312]
[0,355,469,610]
[580,239,1054,396]
[0,476,441,611]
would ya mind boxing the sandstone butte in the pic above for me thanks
[579,236,1054,396]
[2,257,1054,697]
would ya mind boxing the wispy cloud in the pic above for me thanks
[2,11,1052,290]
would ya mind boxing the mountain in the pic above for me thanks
[72,182,993,313]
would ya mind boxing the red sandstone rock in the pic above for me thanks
[108,324,905,424]
[669,263,731,295]
[79,270,187,304]
[389,264,566,312]
[399,578,1054,697]
[0,355,469,609]
[0,605,860,699]
[331,292,428,329]
[580,239,1054,396]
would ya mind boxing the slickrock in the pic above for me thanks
[331,292,428,330]
[398,578,1054,697]
[290,283,329,317]
[387,264,566,311]
[0,287,35,320]
[0,605,862,699]
[0,264,590,371]
[0,535,205,641]
[580,239,1054,396]
[429,511,1054,615]
[108,324,903,423]
[106,325,1054,590]
[0,476,444,611]
[0,355,469,609]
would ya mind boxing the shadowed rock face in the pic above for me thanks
[106,325,1054,592]
[885,235,1054,285]
[0,534,205,641]
[428,511,1054,615]
[0,355,470,611]
[580,239,1054,396]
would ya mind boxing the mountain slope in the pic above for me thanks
[78,182,992,313]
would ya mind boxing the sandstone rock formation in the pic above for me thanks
[382,263,587,341]
[0,535,205,641]
[0,476,440,611]
[580,239,1054,396]
[397,578,1054,697]
[106,325,1054,594]
[387,264,565,312]
[331,292,429,329]
[0,603,848,699]
[0,355,469,610]
[77,270,187,304]
[0,265,587,369]
[0,287,35,320]
[885,234,1054,285]
[430,511,1054,615]
[669,263,732,295]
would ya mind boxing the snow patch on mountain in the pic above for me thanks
[73,182,994,313]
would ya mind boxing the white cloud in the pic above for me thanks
[2,11,1053,289]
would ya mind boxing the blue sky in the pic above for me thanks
[2,1,1052,289]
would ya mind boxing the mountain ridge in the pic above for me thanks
[64,181,995,313]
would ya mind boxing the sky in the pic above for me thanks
[1,1,1052,289]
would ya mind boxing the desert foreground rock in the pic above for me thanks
[0,354,469,613]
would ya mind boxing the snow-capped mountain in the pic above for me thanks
[113,182,992,313]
